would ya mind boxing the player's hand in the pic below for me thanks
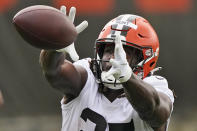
[56,6,88,61]
[102,35,132,84]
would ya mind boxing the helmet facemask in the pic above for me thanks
[92,38,144,90]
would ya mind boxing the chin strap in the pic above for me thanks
[150,67,162,75]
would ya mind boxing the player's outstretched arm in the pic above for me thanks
[39,6,88,100]
[39,50,87,98]
[123,75,172,129]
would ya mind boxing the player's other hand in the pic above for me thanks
[103,35,133,83]
[0,90,4,107]
[56,6,88,61]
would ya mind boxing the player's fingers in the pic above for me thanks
[64,43,79,61]
[105,68,120,79]
[114,35,126,60]
[60,5,66,15]
[76,21,88,34]
[109,59,119,68]
[115,34,123,53]
[69,7,76,23]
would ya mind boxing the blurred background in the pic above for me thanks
[0,0,196,131]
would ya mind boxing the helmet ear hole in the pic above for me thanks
[150,61,155,67]
[138,33,145,38]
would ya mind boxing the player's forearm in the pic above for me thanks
[123,74,160,121]
[39,50,84,96]
[39,50,66,75]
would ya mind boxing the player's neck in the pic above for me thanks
[103,87,124,102]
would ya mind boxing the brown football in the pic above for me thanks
[13,5,77,50]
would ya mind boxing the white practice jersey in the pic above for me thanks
[61,58,174,131]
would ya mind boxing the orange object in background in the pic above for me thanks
[0,0,17,13]
[135,0,192,13]
[53,0,114,15]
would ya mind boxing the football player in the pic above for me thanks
[40,6,174,131]
[0,90,4,106]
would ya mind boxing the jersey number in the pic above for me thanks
[80,108,134,131]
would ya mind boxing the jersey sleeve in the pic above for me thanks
[143,75,174,104]
[61,58,98,110]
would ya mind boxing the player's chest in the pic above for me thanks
[79,95,136,131]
